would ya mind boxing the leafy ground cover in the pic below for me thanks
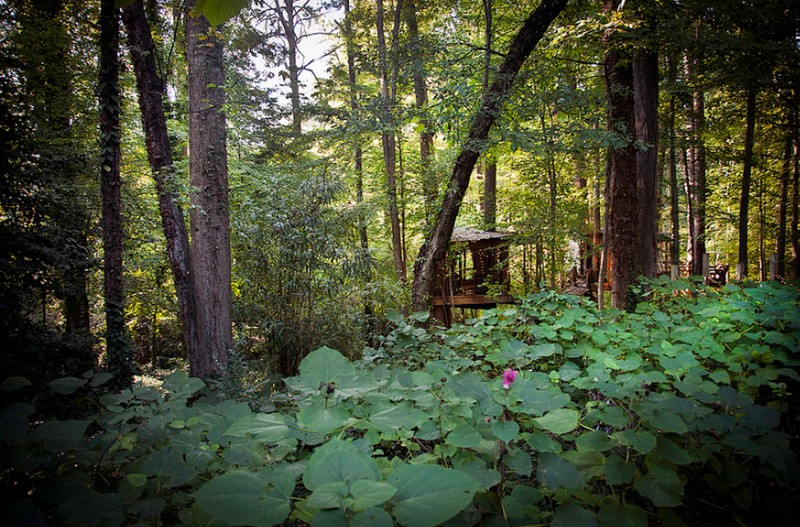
[2,279,799,526]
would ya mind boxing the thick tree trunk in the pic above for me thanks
[99,0,131,384]
[633,46,659,281]
[377,0,406,283]
[604,35,637,308]
[738,86,757,279]
[792,96,800,280]
[410,0,568,313]
[187,0,232,376]
[405,0,436,226]
[122,0,200,368]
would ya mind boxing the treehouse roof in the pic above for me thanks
[450,227,513,243]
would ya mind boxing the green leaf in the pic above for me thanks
[388,464,479,527]
[563,449,606,481]
[297,403,350,436]
[2,376,32,392]
[644,409,688,434]
[126,473,148,487]
[534,408,580,435]
[369,404,427,434]
[633,464,684,507]
[163,371,205,398]
[47,377,86,395]
[225,413,290,443]
[193,470,292,527]
[613,430,657,454]
[604,455,637,485]
[503,447,532,476]
[349,480,397,510]
[446,425,483,448]
[297,347,356,386]
[303,439,380,491]
[307,482,349,509]
[194,0,249,26]
[597,497,647,527]
[490,420,519,443]
[552,501,599,527]
[89,372,115,387]
[536,452,584,489]
[31,420,87,452]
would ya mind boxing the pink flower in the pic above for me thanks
[502,369,519,390]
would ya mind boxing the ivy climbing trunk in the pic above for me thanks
[411,0,568,313]
[122,0,200,372]
[187,0,232,376]
[99,0,131,384]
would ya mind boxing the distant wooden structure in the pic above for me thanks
[432,227,515,326]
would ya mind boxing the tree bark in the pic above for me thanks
[776,106,793,280]
[410,0,568,313]
[405,0,436,227]
[99,0,132,384]
[376,0,406,283]
[187,0,232,376]
[667,58,681,278]
[274,0,303,135]
[481,0,497,231]
[633,44,658,282]
[737,86,757,279]
[122,0,200,370]
[685,50,706,277]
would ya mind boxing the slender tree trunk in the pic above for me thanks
[405,0,436,227]
[99,0,131,384]
[685,50,706,277]
[376,0,406,283]
[738,86,757,279]
[122,0,200,369]
[411,0,568,313]
[482,0,497,231]
[186,0,232,375]
[667,58,681,279]
[777,108,792,280]
[275,0,302,135]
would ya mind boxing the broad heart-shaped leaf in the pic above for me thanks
[303,439,380,491]
[387,464,479,527]
[446,425,483,448]
[491,420,519,443]
[633,464,684,507]
[369,403,427,434]
[604,454,637,485]
[597,497,647,527]
[225,413,290,443]
[193,470,292,527]
[311,507,393,527]
[306,481,348,509]
[534,408,580,435]
[293,347,356,388]
[551,501,598,527]
[348,480,397,510]
[47,377,86,395]
[194,0,249,26]
[297,402,351,436]
[536,452,584,489]
[31,420,87,452]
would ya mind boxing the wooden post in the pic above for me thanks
[702,253,709,283]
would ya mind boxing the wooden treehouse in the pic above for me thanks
[432,227,515,326]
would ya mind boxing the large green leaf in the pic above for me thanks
[387,464,479,527]
[369,403,428,434]
[534,408,580,435]
[536,452,584,489]
[225,413,290,443]
[293,347,356,387]
[303,439,380,491]
[195,0,249,26]
[297,403,351,436]
[597,497,647,527]
[31,420,87,452]
[193,470,292,526]
[633,464,683,507]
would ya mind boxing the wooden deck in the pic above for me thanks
[432,294,516,307]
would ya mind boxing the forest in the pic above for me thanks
[1,0,799,525]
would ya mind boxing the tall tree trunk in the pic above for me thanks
[405,0,436,227]
[275,0,302,135]
[738,86,757,279]
[667,58,681,279]
[186,0,232,376]
[376,0,406,283]
[122,0,200,370]
[633,43,658,282]
[482,0,497,231]
[792,92,800,280]
[411,0,568,313]
[776,107,793,280]
[603,0,638,309]
[99,0,131,384]
[685,50,706,277]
